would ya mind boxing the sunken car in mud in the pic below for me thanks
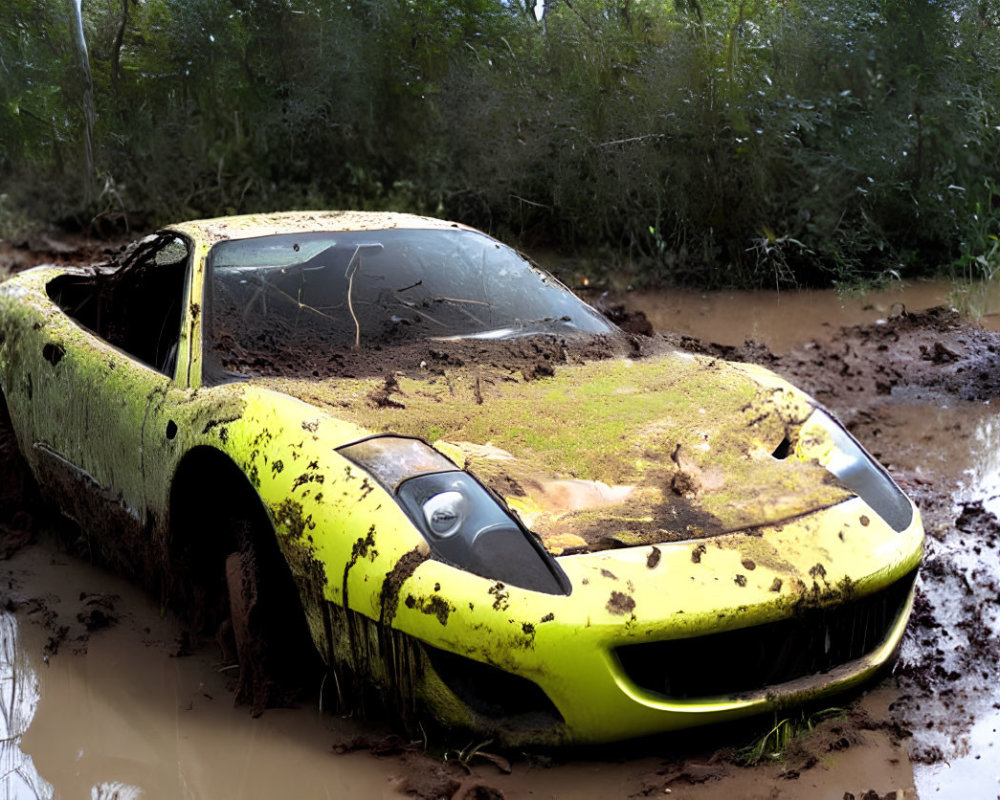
[0,212,923,745]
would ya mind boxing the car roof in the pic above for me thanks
[166,211,474,245]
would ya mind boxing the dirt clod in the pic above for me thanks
[76,592,119,631]
[606,590,636,615]
[598,302,655,337]
[456,786,506,800]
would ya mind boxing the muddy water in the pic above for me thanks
[4,277,1000,798]
[0,548,398,800]
[860,402,1000,797]
[620,278,1000,353]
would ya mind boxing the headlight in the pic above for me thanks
[337,435,456,489]
[806,409,913,532]
[423,490,466,537]
[339,436,569,595]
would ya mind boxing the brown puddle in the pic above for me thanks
[608,278,1000,353]
[0,548,398,800]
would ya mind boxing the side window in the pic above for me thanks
[46,234,190,375]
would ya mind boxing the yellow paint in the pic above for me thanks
[0,212,925,745]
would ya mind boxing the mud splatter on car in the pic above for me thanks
[0,211,923,745]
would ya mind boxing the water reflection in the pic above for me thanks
[0,613,53,800]
[962,412,1000,517]
[91,782,144,800]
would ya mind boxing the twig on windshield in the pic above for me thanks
[345,245,362,350]
[395,300,446,328]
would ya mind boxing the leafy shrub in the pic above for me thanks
[3,0,1000,288]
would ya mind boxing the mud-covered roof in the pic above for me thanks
[167,211,471,245]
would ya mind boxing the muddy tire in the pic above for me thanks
[169,453,322,714]
[223,514,321,715]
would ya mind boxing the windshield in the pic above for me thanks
[204,228,616,381]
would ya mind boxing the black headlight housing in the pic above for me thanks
[808,408,914,533]
[339,436,570,595]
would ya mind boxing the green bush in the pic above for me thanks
[3,0,1000,288]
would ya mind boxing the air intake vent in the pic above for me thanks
[616,569,916,699]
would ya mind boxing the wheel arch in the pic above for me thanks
[169,445,264,531]
[166,444,325,702]
[165,445,268,629]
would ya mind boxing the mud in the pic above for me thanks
[599,278,1000,354]
[0,234,115,275]
[379,547,431,628]
[3,236,1000,796]
[264,344,848,560]
[212,312,631,382]
[0,553,399,800]
[686,306,1000,408]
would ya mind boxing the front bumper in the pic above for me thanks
[388,496,923,745]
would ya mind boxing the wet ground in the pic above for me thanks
[2,234,1000,798]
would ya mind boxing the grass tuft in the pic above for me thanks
[734,707,845,766]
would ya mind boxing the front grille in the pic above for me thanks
[616,569,916,700]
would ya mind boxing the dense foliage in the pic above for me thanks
[3,0,1000,287]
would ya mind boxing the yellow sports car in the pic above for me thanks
[0,212,923,745]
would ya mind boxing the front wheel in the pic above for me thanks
[223,512,323,716]
[169,456,322,716]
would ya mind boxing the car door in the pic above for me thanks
[27,234,194,561]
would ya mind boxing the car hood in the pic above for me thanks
[257,349,851,554]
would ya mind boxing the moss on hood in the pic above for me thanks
[259,350,851,554]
